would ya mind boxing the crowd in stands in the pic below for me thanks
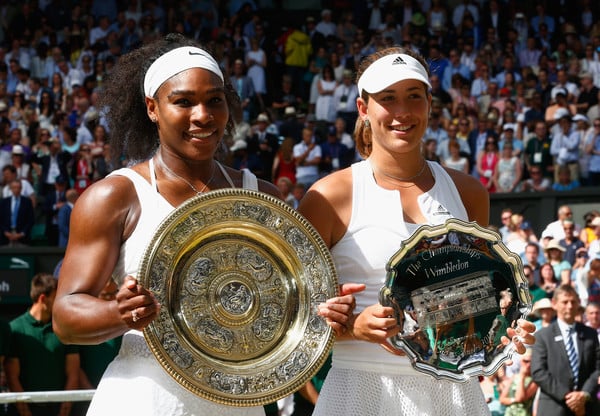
[0,0,599,245]
[480,202,600,415]
[0,0,600,415]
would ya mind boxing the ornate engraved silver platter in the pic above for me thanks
[138,188,337,406]
[379,218,531,382]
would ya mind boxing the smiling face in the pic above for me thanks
[357,78,431,156]
[146,68,228,161]
[586,302,600,329]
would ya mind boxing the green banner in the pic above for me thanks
[0,255,35,304]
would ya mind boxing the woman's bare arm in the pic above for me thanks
[53,175,140,345]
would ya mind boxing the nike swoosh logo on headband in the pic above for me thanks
[189,51,208,56]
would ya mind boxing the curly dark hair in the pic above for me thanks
[354,47,431,158]
[98,33,241,164]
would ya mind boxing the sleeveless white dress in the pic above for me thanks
[246,49,266,95]
[86,159,265,416]
[312,159,490,416]
[315,78,337,122]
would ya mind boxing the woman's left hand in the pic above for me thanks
[318,283,366,337]
[502,319,536,354]
[116,275,161,329]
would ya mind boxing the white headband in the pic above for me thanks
[143,46,224,97]
[357,53,431,96]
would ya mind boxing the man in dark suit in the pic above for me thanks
[58,189,78,248]
[0,179,35,245]
[230,59,258,122]
[343,40,364,73]
[31,136,71,197]
[42,175,69,246]
[305,16,326,53]
[480,0,510,45]
[247,113,279,181]
[467,113,498,173]
[278,106,304,143]
[531,284,600,416]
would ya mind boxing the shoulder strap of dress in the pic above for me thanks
[216,161,236,188]
[148,157,158,192]
[241,168,258,191]
[215,161,258,191]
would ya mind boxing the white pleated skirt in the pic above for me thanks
[312,367,491,416]
[87,331,265,416]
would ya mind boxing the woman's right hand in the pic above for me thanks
[318,283,365,338]
[351,303,401,343]
[116,276,161,329]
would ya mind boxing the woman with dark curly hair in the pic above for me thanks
[52,33,284,415]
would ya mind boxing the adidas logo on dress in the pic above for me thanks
[433,204,451,216]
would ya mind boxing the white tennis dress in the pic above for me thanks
[312,159,490,416]
[86,159,265,416]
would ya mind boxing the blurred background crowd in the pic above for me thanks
[0,1,599,415]
[0,0,599,246]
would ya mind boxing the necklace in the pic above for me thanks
[374,160,428,183]
[158,153,216,195]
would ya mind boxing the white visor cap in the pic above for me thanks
[357,53,431,96]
